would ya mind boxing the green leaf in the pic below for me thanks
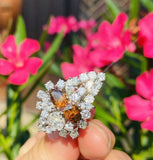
[129,0,140,19]
[123,52,148,74]
[140,0,153,11]
[94,104,126,133]
[106,73,125,88]
[105,0,120,18]
[14,16,26,45]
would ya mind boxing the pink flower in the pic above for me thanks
[61,45,96,79]
[124,69,153,132]
[0,35,42,85]
[79,19,97,34]
[138,12,153,58]
[88,13,135,67]
[48,16,79,36]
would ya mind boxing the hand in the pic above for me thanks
[16,119,131,160]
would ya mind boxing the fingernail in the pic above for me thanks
[47,131,60,141]
[91,120,112,148]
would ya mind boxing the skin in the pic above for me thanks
[16,119,132,160]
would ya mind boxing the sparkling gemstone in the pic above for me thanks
[63,106,81,122]
[97,72,105,81]
[39,117,46,125]
[91,89,99,96]
[65,86,75,95]
[71,93,80,102]
[80,110,91,119]
[43,102,55,112]
[45,81,54,91]
[71,77,80,86]
[79,73,89,82]
[55,79,65,90]
[46,126,52,134]
[85,80,94,92]
[37,90,50,102]
[88,71,97,80]
[80,103,94,110]
[36,101,43,110]
[47,112,65,131]
[78,120,88,129]
[84,95,95,103]
[78,87,86,96]
[95,80,103,90]
[50,89,68,108]
[70,128,79,139]
[64,121,74,131]
[41,110,49,118]
[59,129,68,138]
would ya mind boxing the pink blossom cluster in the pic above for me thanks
[47,15,96,35]
[0,36,42,85]
[124,12,153,132]
[61,13,135,79]
[124,69,153,132]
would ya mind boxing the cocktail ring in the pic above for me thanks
[36,71,105,139]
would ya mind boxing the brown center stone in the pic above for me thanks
[63,106,81,123]
[50,89,68,108]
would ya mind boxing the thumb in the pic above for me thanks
[16,132,79,160]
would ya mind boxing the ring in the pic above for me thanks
[36,71,105,139]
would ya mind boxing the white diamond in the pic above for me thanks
[84,95,94,103]
[97,72,105,81]
[85,80,94,92]
[80,103,94,110]
[41,110,49,118]
[78,120,88,129]
[95,80,103,90]
[45,81,54,91]
[78,87,86,96]
[71,77,80,86]
[39,117,46,125]
[79,73,89,82]
[59,129,68,138]
[71,93,80,102]
[70,128,79,139]
[88,71,97,80]
[47,112,65,131]
[91,89,99,96]
[64,121,74,131]
[46,126,52,134]
[80,110,91,119]
[36,101,43,110]
[44,102,55,112]
[37,90,50,102]
[55,79,65,90]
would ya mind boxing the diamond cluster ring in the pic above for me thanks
[36,71,105,139]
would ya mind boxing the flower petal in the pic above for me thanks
[1,35,17,60]
[124,95,151,121]
[141,114,153,132]
[19,39,40,59]
[0,59,14,75]
[143,41,153,58]
[98,21,113,43]
[61,62,81,80]
[112,12,128,36]
[136,69,153,99]
[8,69,29,85]
[25,57,43,75]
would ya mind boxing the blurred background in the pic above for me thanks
[0,0,151,159]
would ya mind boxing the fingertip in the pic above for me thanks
[104,150,132,160]
[78,119,115,160]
